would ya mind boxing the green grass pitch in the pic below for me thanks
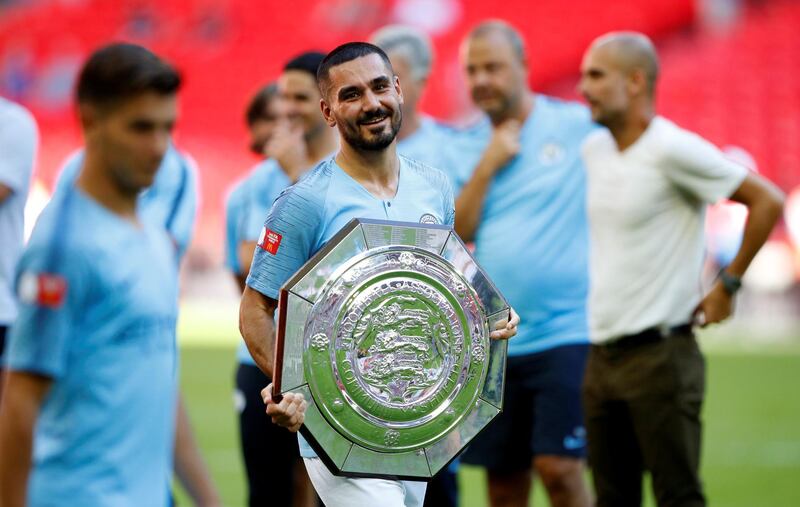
[173,306,800,506]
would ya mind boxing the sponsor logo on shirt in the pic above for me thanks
[18,272,67,308]
[419,213,440,225]
[258,227,282,255]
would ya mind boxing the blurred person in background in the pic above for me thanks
[371,24,460,174]
[0,43,215,507]
[454,20,595,507]
[51,70,220,507]
[226,83,280,293]
[237,51,337,273]
[225,81,317,507]
[579,32,784,507]
[0,97,37,401]
[369,23,461,507]
[240,41,519,507]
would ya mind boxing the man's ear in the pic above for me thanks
[628,68,647,97]
[319,98,336,127]
[394,75,404,106]
[78,103,99,132]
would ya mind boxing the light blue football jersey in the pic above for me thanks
[449,95,597,357]
[224,179,249,276]
[241,159,292,245]
[7,188,179,507]
[225,158,292,366]
[246,154,455,457]
[55,146,198,260]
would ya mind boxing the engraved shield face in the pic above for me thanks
[275,219,509,479]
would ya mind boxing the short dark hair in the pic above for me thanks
[245,82,278,126]
[283,51,326,78]
[76,43,181,108]
[316,42,393,96]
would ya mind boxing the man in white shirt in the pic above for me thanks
[0,97,37,400]
[579,32,784,507]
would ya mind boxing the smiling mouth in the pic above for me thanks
[359,114,389,126]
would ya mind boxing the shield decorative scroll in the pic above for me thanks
[273,218,509,480]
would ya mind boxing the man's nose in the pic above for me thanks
[362,89,382,110]
[153,131,170,158]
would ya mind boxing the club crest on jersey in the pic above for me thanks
[258,227,282,255]
[538,141,565,166]
[419,213,440,224]
[18,272,67,308]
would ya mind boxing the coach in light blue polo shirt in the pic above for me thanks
[54,144,198,260]
[451,98,593,356]
[453,22,597,506]
[0,43,182,507]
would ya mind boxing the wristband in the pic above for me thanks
[718,270,742,295]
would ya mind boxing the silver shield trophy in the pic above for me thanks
[273,218,509,480]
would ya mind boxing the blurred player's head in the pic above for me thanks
[317,42,403,152]
[77,43,180,195]
[245,83,280,155]
[280,51,327,141]
[461,20,528,123]
[370,25,432,116]
[579,32,659,128]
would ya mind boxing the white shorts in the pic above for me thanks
[303,457,427,507]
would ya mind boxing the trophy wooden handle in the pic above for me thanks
[271,288,289,403]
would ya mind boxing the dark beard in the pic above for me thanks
[343,107,403,151]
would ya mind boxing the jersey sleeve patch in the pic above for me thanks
[18,272,68,308]
[258,227,283,255]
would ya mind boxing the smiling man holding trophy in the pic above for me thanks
[239,41,519,507]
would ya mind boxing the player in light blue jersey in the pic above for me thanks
[237,52,339,274]
[454,21,596,507]
[49,69,220,507]
[0,43,183,507]
[54,143,198,260]
[370,24,462,507]
[239,42,518,507]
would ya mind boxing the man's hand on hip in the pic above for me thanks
[694,282,733,327]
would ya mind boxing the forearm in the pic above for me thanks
[0,413,33,507]
[454,158,497,241]
[726,184,784,277]
[239,286,277,377]
[173,394,220,507]
[0,372,49,507]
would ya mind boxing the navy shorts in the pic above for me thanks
[461,343,589,472]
